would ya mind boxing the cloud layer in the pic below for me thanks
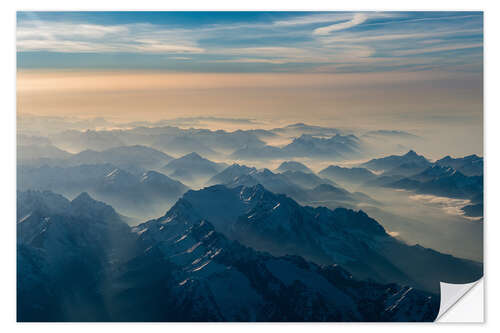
[17,12,483,73]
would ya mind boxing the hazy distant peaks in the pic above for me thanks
[276,161,313,174]
[319,165,377,185]
[361,149,430,172]
[166,152,218,167]
[180,152,204,161]
[69,192,121,222]
[162,152,227,186]
[311,183,350,195]
[287,122,307,128]
[17,190,122,224]
[226,163,256,172]
[17,190,71,220]
[72,191,93,203]
[363,130,419,139]
[435,154,483,176]
[140,170,175,184]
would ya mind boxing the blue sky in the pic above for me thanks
[17,11,483,73]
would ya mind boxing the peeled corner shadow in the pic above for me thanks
[435,279,483,322]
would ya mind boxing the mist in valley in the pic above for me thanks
[17,114,483,263]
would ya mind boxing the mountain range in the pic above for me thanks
[18,189,441,322]
[18,144,173,174]
[169,185,482,293]
[270,123,343,137]
[163,152,228,185]
[66,145,173,173]
[435,154,483,177]
[48,126,270,159]
[19,122,379,163]
[207,164,374,209]
[231,134,362,160]
[388,165,483,205]
[275,161,313,174]
[17,190,134,321]
[360,150,432,177]
[18,164,188,220]
[317,151,483,219]
[15,121,484,322]
[319,165,378,185]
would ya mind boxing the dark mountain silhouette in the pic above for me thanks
[176,185,482,293]
[17,190,439,322]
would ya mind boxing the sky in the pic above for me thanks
[17,11,483,72]
[16,11,483,156]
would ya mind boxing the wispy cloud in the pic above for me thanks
[16,12,483,74]
[313,13,368,35]
[273,13,354,26]
[393,43,483,56]
[17,22,129,39]
[319,29,482,44]
[17,21,205,54]
[170,56,192,60]
[221,47,309,56]
[210,58,290,64]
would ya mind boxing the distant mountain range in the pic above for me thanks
[231,134,362,160]
[207,164,374,209]
[319,165,378,184]
[363,152,482,216]
[17,123,406,163]
[163,152,228,185]
[18,121,427,165]
[48,126,270,159]
[17,144,72,164]
[360,150,432,177]
[270,123,343,137]
[282,134,362,158]
[50,129,127,152]
[18,144,173,173]
[320,151,483,219]
[18,190,441,322]
[67,145,173,173]
[435,154,483,176]
[18,144,483,220]
[18,164,188,220]
[362,130,420,139]
[275,161,313,173]
[388,165,483,203]
[358,151,483,181]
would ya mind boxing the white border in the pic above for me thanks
[2,0,498,331]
